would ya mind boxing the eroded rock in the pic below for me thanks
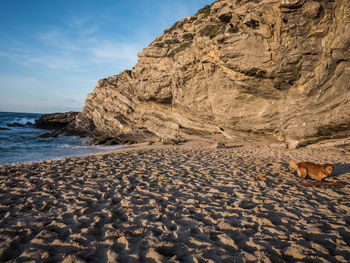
[34,112,79,130]
[76,0,350,145]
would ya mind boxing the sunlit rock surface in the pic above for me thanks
[78,0,350,144]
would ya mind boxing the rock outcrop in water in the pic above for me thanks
[34,112,79,130]
[77,0,350,145]
[34,112,79,138]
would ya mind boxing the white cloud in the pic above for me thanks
[80,25,99,37]
[0,20,145,73]
[0,43,82,70]
[38,28,80,51]
[88,40,141,64]
[0,1,215,113]
[0,75,40,92]
[67,16,91,29]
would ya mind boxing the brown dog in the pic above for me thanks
[289,161,334,181]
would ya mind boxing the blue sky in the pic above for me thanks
[0,0,213,113]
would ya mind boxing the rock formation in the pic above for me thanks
[34,112,79,138]
[7,122,34,128]
[34,112,79,130]
[77,0,350,144]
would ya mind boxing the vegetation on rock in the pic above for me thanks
[166,41,193,57]
[197,5,211,18]
[200,24,226,38]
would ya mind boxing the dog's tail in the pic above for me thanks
[289,160,298,170]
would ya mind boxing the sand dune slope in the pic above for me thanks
[1,143,350,262]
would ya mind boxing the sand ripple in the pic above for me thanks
[1,142,350,262]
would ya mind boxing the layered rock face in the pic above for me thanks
[79,0,350,144]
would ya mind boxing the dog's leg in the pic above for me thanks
[298,167,307,179]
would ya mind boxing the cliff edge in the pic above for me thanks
[77,0,350,145]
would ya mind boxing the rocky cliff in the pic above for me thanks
[78,0,350,144]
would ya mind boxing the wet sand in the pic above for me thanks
[1,140,350,262]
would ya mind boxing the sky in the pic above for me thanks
[0,0,213,113]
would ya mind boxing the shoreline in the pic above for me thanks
[0,143,127,167]
[1,139,350,262]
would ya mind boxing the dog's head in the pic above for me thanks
[323,164,334,175]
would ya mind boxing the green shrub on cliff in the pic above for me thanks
[164,38,180,45]
[197,5,211,18]
[166,41,193,57]
[183,33,194,41]
[200,24,226,39]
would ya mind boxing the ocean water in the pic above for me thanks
[0,112,124,165]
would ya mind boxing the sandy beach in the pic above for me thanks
[1,139,350,262]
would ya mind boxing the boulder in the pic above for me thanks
[34,112,82,139]
[7,122,33,128]
[39,130,61,138]
[34,112,79,130]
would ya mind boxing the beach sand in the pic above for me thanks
[1,138,350,262]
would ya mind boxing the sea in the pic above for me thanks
[0,112,124,165]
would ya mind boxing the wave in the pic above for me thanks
[58,144,125,150]
[0,144,127,165]
[0,112,41,127]
[0,112,127,165]
[11,117,37,125]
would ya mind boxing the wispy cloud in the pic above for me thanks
[0,1,209,75]
[0,0,213,113]
[67,16,91,29]
[0,43,82,70]
[0,18,144,73]
[66,16,100,37]
[88,40,141,64]
[38,28,81,51]
[80,25,99,37]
